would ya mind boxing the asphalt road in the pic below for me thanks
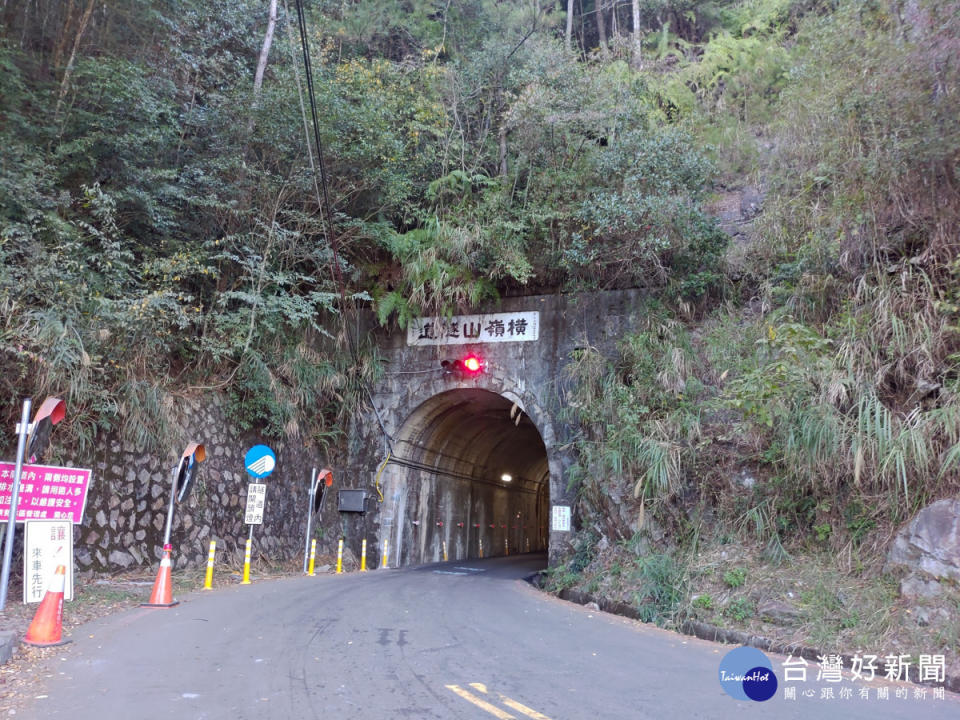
[22,554,960,719]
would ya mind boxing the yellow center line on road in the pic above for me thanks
[445,685,517,719]
[469,683,554,720]
[447,683,554,720]
[496,695,554,720]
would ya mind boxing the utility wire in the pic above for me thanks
[386,455,540,495]
[290,0,395,454]
[292,0,344,308]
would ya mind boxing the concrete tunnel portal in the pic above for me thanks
[380,388,550,568]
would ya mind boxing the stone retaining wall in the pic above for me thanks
[68,395,324,574]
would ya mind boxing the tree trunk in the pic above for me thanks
[631,0,642,68]
[498,126,508,177]
[565,0,574,53]
[596,0,608,58]
[54,0,95,121]
[52,0,76,70]
[253,0,278,97]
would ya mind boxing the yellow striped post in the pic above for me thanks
[526,537,530,553]
[203,540,216,590]
[479,538,484,559]
[307,539,316,576]
[380,538,389,569]
[241,539,252,585]
[442,540,448,562]
[360,538,367,571]
[505,536,509,556]
[336,538,343,574]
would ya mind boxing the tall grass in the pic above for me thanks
[563,307,702,539]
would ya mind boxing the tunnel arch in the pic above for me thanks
[379,380,554,567]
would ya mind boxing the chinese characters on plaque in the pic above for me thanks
[407,311,539,346]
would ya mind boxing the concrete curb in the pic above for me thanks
[546,584,960,695]
[0,630,17,665]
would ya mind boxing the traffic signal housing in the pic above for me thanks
[441,353,485,376]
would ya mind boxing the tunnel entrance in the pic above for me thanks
[381,388,550,567]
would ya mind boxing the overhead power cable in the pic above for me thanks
[289,0,395,454]
[386,455,540,495]
[291,0,344,308]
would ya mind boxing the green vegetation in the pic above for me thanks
[722,568,747,589]
[724,596,755,622]
[633,552,688,626]
[0,0,731,453]
[562,1,959,562]
[692,593,713,611]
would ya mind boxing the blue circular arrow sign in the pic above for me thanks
[244,445,276,479]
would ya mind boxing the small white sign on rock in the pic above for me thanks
[551,505,571,532]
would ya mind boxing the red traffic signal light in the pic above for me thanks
[462,354,482,373]
[441,354,485,376]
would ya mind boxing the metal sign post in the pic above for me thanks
[302,468,317,574]
[241,482,266,585]
[160,443,206,547]
[161,460,183,548]
[242,446,275,584]
[0,399,31,610]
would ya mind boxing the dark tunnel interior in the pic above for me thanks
[383,389,550,567]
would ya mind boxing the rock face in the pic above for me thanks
[887,498,960,583]
[706,185,765,241]
[757,600,802,626]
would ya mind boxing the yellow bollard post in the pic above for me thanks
[479,538,484,559]
[241,539,252,585]
[336,538,343,574]
[360,538,367,572]
[381,538,389,569]
[307,539,316,576]
[505,536,509,556]
[203,540,216,590]
[442,540,448,562]
[526,537,530,553]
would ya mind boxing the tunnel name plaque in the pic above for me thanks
[407,311,539,346]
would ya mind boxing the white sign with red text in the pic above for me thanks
[24,520,74,603]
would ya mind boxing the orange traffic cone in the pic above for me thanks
[23,564,69,647]
[141,543,179,608]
